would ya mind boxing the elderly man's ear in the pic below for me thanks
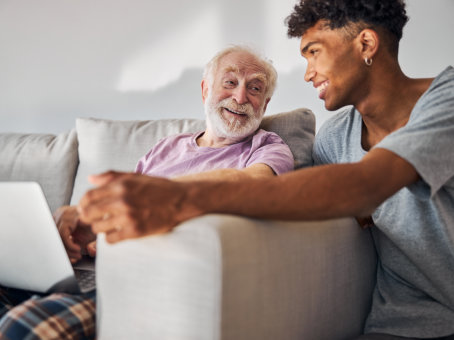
[201,79,209,103]
[263,97,270,113]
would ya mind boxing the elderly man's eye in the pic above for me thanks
[224,80,236,87]
[249,85,263,94]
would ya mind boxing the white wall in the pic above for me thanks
[0,0,453,134]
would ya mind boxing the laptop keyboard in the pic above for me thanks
[74,269,96,292]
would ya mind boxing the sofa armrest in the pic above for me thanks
[96,215,377,340]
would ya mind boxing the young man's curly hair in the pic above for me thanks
[285,0,408,55]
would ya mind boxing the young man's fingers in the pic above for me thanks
[87,171,128,187]
[78,189,122,224]
[104,226,143,244]
[90,212,131,234]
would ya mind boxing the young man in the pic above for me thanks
[0,45,295,340]
[77,1,454,339]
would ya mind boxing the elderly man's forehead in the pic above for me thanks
[222,65,267,83]
[218,55,268,81]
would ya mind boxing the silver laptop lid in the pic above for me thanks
[0,182,78,293]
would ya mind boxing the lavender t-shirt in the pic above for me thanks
[135,129,294,177]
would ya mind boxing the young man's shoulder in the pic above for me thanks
[418,66,454,108]
[316,106,358,140]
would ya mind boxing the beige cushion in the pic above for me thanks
[259,108,315,169]
[70,108,315,205]
[70,118,205,205]
[0,130,78,213]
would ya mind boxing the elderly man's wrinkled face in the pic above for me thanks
[204,51,270,141]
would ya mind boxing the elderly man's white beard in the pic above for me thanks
[204,96,264,142]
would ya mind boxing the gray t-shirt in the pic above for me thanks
[313,66,454,337]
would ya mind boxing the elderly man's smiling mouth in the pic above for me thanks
[224,107,248,117]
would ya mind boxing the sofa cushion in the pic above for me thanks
[260,108,315,169]
[70,118,206,205]
[0,130,79,213]
[70,108,315,205]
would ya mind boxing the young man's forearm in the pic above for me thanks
[177,148,419,223]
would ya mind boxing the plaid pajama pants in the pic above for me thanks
[0,287,96,340]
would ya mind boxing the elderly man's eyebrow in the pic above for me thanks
[249,73,267,84]
[223,66,266,81]
[223,65,240,74]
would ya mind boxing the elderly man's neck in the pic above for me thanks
[196,129,251,148]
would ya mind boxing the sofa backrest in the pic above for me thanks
[70,117,206,205]
[0,108,315,213]
[0,130,78,213]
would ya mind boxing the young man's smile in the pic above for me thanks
[315,80,329,99]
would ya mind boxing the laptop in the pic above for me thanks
[0,181,95,294]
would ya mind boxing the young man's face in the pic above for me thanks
[300,21,367,111]
[202,51,270,140]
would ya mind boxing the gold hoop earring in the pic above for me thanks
[364,57,373,66]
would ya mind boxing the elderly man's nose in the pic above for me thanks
[232,85,248,104]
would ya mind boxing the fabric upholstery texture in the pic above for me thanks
[0,130,78,213]
[97,215,377,340]
[259,108,315,169]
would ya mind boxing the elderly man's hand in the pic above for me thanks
[54,205,96,263]
[77,171,194,243]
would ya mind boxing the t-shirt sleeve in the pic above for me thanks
[246,131,295,175]
[374,68,454,196]
[312,125,332,166]
[312,107,358,166]
[134,135,171,174]
[134,154,146,173]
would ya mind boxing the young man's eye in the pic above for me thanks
[310,49,318,55]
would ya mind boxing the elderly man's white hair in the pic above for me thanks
[202,45,278,100]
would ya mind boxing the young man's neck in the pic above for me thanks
[356,61,433,148]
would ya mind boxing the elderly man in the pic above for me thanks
[78,1,454,339]
[0,45,294,340]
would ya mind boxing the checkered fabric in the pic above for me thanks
[0,290,96,340]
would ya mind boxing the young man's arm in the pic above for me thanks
[78,148,419,243]
[190,148,419,220]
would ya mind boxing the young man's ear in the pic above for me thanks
[357,28,379,60]
[201,79,209,103]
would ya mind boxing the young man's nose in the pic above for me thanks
[304,64,316,83]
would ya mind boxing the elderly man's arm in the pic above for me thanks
[173,163,275,182]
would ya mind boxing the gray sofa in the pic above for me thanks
[0,108,377,340]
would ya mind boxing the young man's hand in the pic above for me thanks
[356,216,375,229]
[77,171,197,243]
